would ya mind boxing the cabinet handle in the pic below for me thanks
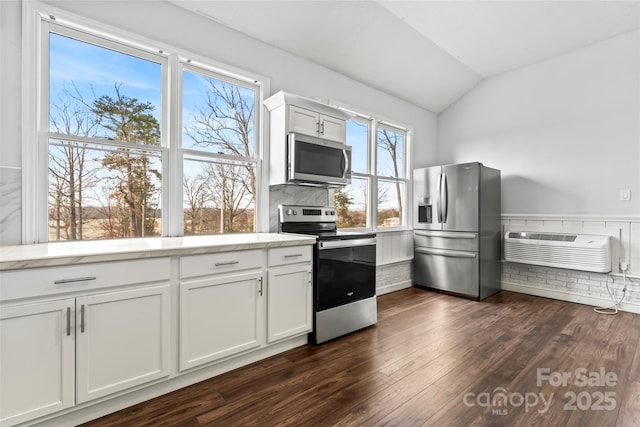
[320,121,325,135]
[284,254,303,259]
[214,261,239,267]
[54,276,96,284]
[66,307,71,336]
[80,304,85,333]
[258,277,263,296]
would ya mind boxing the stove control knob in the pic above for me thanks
[286,209,293,215]
[325,210,331,215]
[293,210,298,215]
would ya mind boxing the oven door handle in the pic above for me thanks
[319,238,377,250]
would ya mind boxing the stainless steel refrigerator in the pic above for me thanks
[413,162,501,300]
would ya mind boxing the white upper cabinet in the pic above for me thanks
[288,105,346,143]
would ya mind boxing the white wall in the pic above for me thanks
[0,0,438,245]
[439,30,640,216]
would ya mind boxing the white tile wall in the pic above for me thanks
[501,214,640,314]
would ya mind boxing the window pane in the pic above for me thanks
[376,127,405,178]
[183,159,256,235]
[346,119,369,174]
[335,177,368,228]
[182,70,256,158]
[48,140,162,241]
[49,32,161,144]
[377,180,404,228]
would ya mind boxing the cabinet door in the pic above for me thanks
[179,272,262,371]
[288,105,319,137]
[1,299,75,426]
[319,114,346,143]
[75,285,170,404]
[267,264,312,343]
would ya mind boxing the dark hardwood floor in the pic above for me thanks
[81,288,640,427]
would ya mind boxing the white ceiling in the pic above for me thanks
[169,1,640,113]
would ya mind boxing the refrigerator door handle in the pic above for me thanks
[436,173,443,223]
[415,247,477,259]
[441,173,448,223]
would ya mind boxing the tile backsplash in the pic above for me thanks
[268,184,330,232]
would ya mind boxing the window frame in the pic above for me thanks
[22,1,269,243]
[331,102,412,233]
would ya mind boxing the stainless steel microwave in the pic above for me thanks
[287,133,351,187]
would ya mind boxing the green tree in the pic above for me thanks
[93,84,161,237]
[334,187,355,227]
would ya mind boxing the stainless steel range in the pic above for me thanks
[278,205,377,344]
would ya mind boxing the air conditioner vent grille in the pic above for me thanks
[504,232,611,273]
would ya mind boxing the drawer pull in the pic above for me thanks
[284,254,303,258]
[214,261,240,267]
[54,276,97,285]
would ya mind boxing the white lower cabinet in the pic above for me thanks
[76,286,171,403]
[267,264,312,343]
[0,257,171,427]
[179,271,262,371]
[0,299,75,426]
[0,243,315,426]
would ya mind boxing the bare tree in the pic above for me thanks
[183,172,212,234]
[185,78,256,233]
[203,163,254,233]
[48,87,100,240]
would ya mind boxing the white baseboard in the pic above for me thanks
[501,280,640,315]
[377,280,412,295]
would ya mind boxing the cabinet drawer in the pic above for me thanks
[268,246,312,267]
[180,249,263,279]
[0,258,170,302]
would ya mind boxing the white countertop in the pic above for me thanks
[0,233,316,270]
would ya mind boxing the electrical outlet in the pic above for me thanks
[619,189,631,201]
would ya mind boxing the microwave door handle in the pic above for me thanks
[287,134,296,181]
[341,149,348,179]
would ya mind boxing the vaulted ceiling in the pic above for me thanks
[169,1,640,113]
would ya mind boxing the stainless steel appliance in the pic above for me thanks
[279,205,376,344]
[286,133,352,187]
[413,162,501,300]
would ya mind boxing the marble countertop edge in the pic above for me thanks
[0,233,317,271]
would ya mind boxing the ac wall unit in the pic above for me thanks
[504,231,611,273]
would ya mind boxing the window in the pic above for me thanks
[376,125,406,228]
[181,67,259,235]
[334,111,410,231]
[32,9,263,242]
[47,29,164,240]
[335,119,370,228]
